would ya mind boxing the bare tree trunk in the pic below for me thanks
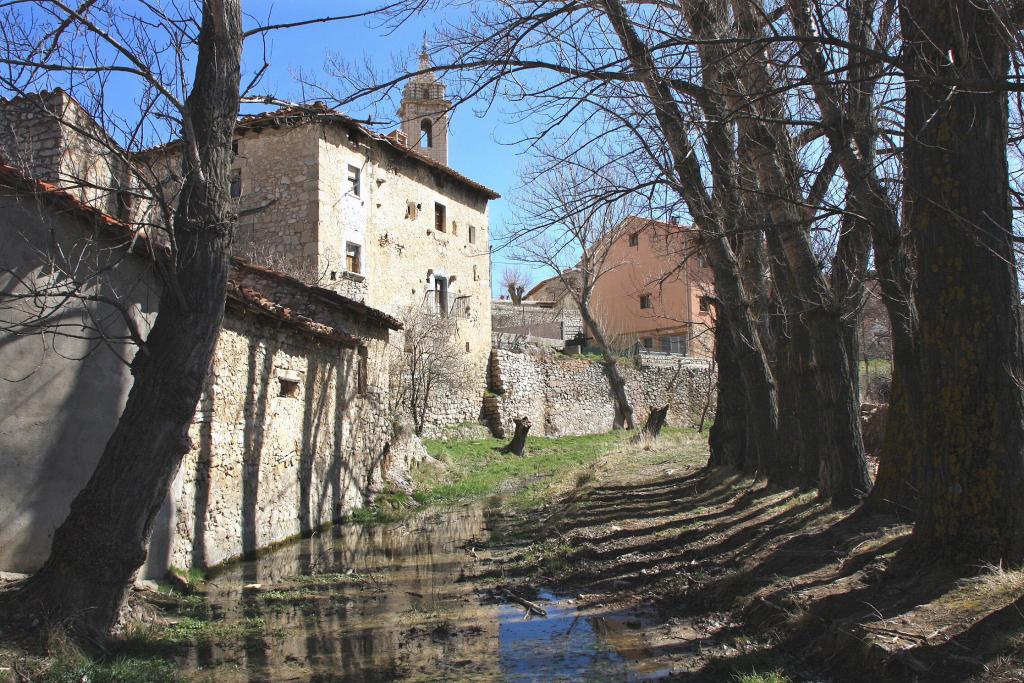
[501,417,531,456]
[579,303,635,429]
[730,0,871,506]
[901,0,1024,564]
[709,314,750,470]
[632,405,669,443]
[785,0,924,517]
[7,0,242,640]
[599,0,779,474]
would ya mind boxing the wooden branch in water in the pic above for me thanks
[501,587,547,617]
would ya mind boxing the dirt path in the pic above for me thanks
[479,431,1024,682]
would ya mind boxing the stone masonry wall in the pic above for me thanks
[163,312,392,571]
[488,349,715,438]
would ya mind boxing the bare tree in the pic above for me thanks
[389,305,473,436]
[502,266,530,304]
[513,156,636,429]
[0,0,431,641]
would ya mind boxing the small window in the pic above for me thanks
[345,242,362,274]
[357,347,368,396]
[230,173,242,198]
[640,294,652,309]
[473,264,479,281]
[641,337,654,349]
[279,378,299,398]
[629,232,639,247]
[231,140,239,157]
[469,224,477,244]
[435,202,446,233]
[435,277,449,317]
[420,119,433,148]
[699,296,711,313]
[696,253,707,268]
[406,200,420,220]
[347,164,361,196]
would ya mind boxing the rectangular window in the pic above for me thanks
[629,232,639,247]
[660,336,687,354]
[640,293,652,309]
[357,347,368,396]
[230,173,242,198]
[468,224,477,244]
[641,337,654,349]
[699,296,711,313]
[435,202,446,232]
[231,140,239,157]
[345,242,361,274]
[696,253,707,268]
[347,164,361,196]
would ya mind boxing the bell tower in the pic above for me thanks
[398,37,450,166]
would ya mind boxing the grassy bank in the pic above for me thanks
[416,427,704,509]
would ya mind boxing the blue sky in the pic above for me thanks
[234,2,533,295]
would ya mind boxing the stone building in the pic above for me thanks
[0,95,408,575]
[137,64,498,435]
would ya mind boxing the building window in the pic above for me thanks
[345,242,361,274]
[278,377,299,398]
[660,335,687,354]
[230,172,242,198]
[640,293,652,309]
[357,347,368,396]
[347,164,361,196]
[696,253,707,268]
[435,277,449,317]
[406,200,420,219]
[641,337,654,349]
[629,232,639,247]
[469,224,477,244]
[231,140,239,158]
[420,119,433,148]
[435,202,446,232]
[699,296,711,313]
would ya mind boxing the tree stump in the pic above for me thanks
[631,405,669,444]
[500,416,532,456]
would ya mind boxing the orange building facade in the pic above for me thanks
[588,216,714,358]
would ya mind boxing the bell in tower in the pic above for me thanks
[398,36,451,166]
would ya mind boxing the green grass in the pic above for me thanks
[30,654,179,683]
[417,430,627,508]
[731,670,791,683]
[125,615,268,649]
[345,492,413,524]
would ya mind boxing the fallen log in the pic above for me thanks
[500,587,547,617]
[631,405,669,444]
[500,416,531,456]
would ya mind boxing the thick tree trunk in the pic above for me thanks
[901,0,1024,564]
[785,0,924,517]
[729,0,871,506]
[9,0,242,640]
[708,315,749,470]
[501,417,531,456]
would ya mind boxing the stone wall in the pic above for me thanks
[491,299,584,341]
[156,311,393,572]
[0,90,132,218]
[487,349,715,438]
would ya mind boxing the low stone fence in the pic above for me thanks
[486,349,715,438]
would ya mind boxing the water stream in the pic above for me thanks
[177,500,668,682]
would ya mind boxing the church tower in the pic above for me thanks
[398,39,450,166]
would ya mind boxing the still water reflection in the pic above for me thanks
[179,500,664,682]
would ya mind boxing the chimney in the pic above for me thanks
[387,129,409,147]
[669,215,679,225]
